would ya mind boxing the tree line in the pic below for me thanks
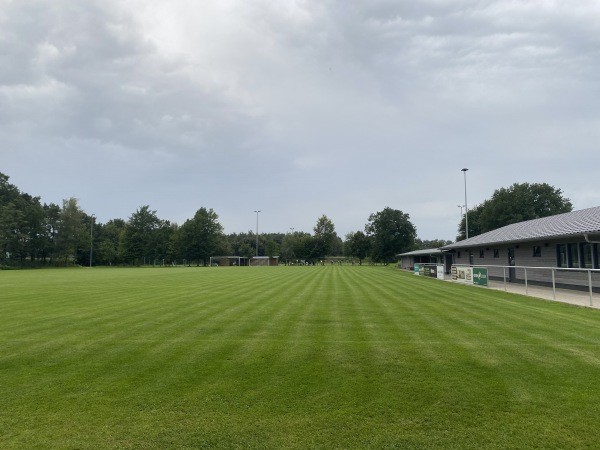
[0,172,421,267]
[456,182,573,240]
[1,172,573,268]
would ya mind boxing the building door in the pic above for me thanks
[507,247,516,282]
[445,253,453,274]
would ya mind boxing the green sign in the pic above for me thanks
[472,267,488,286]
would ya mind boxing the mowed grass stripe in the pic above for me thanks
[344,271,600,447]
[92,268,321,401]
[3,266,600,448]
[412,274,600,369]
[398,275,600,386]
[407,275,600,439]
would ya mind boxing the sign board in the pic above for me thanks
[414,264,445,279]
[436,265,445,279]
[453,266,472,284]
[472,267,488,286]
[413,264,445,279]
[451,265,488,287]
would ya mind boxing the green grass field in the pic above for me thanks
[2,266,600,449]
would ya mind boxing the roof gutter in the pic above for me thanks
[584,233,600,244]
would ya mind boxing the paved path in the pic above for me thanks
[442,276,599,309]
[484,279,598,309]
[404,269,599,309]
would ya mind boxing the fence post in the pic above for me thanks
[525,268,528,296]
[589,270,593,307]
[552,269,556,301]
[503,267,507,291]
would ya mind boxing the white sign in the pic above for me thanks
[436,265,445,279]
[452,266,472,284]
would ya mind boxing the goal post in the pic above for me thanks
[209,256,248,267]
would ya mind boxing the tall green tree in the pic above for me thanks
[280,232,297,263]
[17,193,45,263]
[457,204,484,241]
[280,231,313,263]
[95,219,126,265]
[227,232,253,257]
[312,214,337,259]
[154,220,177,264]
[173,207,227,266]
[0,173,45,266]
[238,242,255,260]
[344,231,371,265]
[331,235,344,257]
[266,239,279,258]
[42,203,61,264]
[0,173,21,264]
[365,207,416,264]
[55,198,86,265]
[458,182,573,240]
[414,238,453,250]
[121,206,163,265]
[0,202,23,264]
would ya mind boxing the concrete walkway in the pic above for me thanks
[484,279,598,309]
[443,276,599,309]
[405,269,600,309]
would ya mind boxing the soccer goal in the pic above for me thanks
[209,256,249,267]
[250,256,279,266]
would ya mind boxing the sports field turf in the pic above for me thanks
[2,265,600,448]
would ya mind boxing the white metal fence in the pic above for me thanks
[452,264,600,307]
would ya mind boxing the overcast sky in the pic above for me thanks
[1,0,599,241]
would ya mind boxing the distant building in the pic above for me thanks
[441,206,600,290]
[209,256,280,266]
[397,248,453,273]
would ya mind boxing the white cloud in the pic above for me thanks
[1,0,599,240]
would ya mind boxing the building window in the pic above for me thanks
[557,244,567,267]
[568,243,580,268]
[493,249,499,258]
[479,249,484,258]
[532,246,541,257]
[581,243,597,269]
[457,251,461,259]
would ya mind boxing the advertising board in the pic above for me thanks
[472,267,489,286]
[451,265,488,287]
[413,265,445,280]
[454,266,472,284]
[436,265,445,279]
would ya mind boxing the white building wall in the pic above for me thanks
[449,239,600,289]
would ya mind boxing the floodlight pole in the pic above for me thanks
[254,210,261,256]
[89,214,96,268]
[462,168,469,239]
[457,205,464,219]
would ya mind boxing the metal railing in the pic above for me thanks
[452,264,600,307]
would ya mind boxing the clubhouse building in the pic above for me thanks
[399,206,600,290]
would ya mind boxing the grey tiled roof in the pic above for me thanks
[397,248,444,257]
[443,206,600,249]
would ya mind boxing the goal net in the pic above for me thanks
[209,256,248,267]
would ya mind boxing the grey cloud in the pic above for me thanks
[1,0,599,240]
